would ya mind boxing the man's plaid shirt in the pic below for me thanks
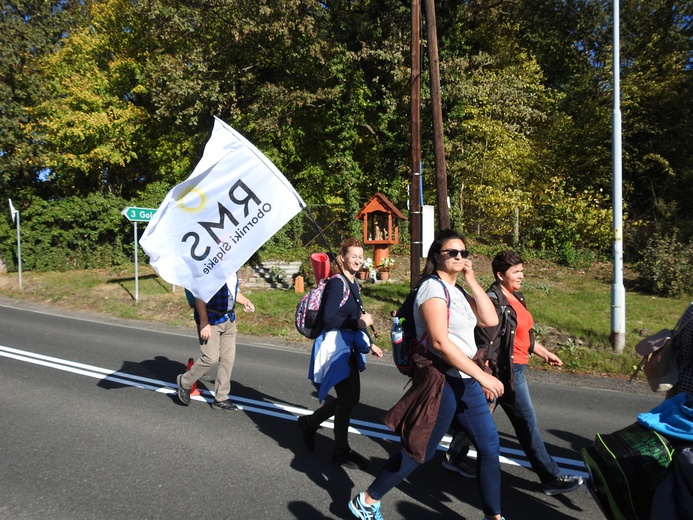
[194,274,238,325]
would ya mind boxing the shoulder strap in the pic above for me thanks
[423,274,451,308]
[418,275,452,351]
[335,273,351,306]
[323,273,359,311]
[674,305,693,336]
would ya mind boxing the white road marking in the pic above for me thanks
[0,344,587,476]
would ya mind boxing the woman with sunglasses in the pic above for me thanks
[349,229,506,520]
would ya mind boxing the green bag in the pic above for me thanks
[581,422,673,520]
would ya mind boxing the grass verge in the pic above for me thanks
[0,259,690,383]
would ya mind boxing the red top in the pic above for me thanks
[507,295,533,365]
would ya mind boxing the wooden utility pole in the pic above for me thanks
[410,0,422,289]
[423,0,449,230]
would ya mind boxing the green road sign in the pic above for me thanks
[122,206,156,222]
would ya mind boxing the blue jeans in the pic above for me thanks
[368,376,501,516]
[498,363,560,484]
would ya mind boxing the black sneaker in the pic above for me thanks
[333,448,369,470]
[442,455,476,478]
[542,474,584,496]
[177,374,191,406]
[297,416,316,451]
[212,399,239,412]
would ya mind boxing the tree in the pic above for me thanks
[618,0,693,243]
[0,0,86,201]
[431,3,564,242]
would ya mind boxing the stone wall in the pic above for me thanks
[238,261,303,290]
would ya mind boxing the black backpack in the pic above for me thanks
[392,275,450,376]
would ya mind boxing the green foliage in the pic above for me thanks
[0,214,16,271]
[250,213,310,263]
[527,179,612,261]
[2,0,693,270]
[552,245,599,268]
[26,0,152,199]
[635,232,693,297]
[13,193,132,271]
[0,0,87,198]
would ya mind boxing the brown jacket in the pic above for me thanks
[382,355,447,463]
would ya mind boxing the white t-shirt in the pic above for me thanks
[413,277,478,378]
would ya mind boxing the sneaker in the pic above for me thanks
[177,374,191,406]
[297,416,316,451]
[333,448,369,470]
[211,399,239,412]
[542,474,584,496]
[442,456,476,478]
[349,492,384,520]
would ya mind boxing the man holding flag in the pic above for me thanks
[177,273,254,411]
[139,116,306,408]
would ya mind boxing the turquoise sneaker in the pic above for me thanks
[349,492,384,520]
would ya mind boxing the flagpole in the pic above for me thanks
[8,199,22,290]
[301,204,379,339]
[16,209,22,290]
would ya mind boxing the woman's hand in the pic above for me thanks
[460,260,498,329]
[545,351,563,366]
[478,373,504,400]
[369,345,383,359]
[359,312,374,329]
[533,342,563,367]
[482,388,496,401]
[460,258,475,280]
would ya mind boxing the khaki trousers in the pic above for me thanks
[181,319,237,401]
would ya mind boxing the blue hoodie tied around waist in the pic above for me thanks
[308,329,372,403]
[638,392,693,441]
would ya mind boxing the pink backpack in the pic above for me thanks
[295,274,350,339]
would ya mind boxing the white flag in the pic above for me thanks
[8,199,17,223]
[139,117,305,302]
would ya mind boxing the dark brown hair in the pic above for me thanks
[421,229,466,278]
[491,250,523,280]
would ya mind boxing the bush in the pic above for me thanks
[636,232,693,297]
[16,193,132,271]
[526,180,612,259]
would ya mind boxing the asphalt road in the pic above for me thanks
[0,299,663,520]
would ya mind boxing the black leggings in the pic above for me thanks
[305,355,361,454]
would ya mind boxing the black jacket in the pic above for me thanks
[474,281,535,401]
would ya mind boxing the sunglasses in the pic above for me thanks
[440,248,470,259]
